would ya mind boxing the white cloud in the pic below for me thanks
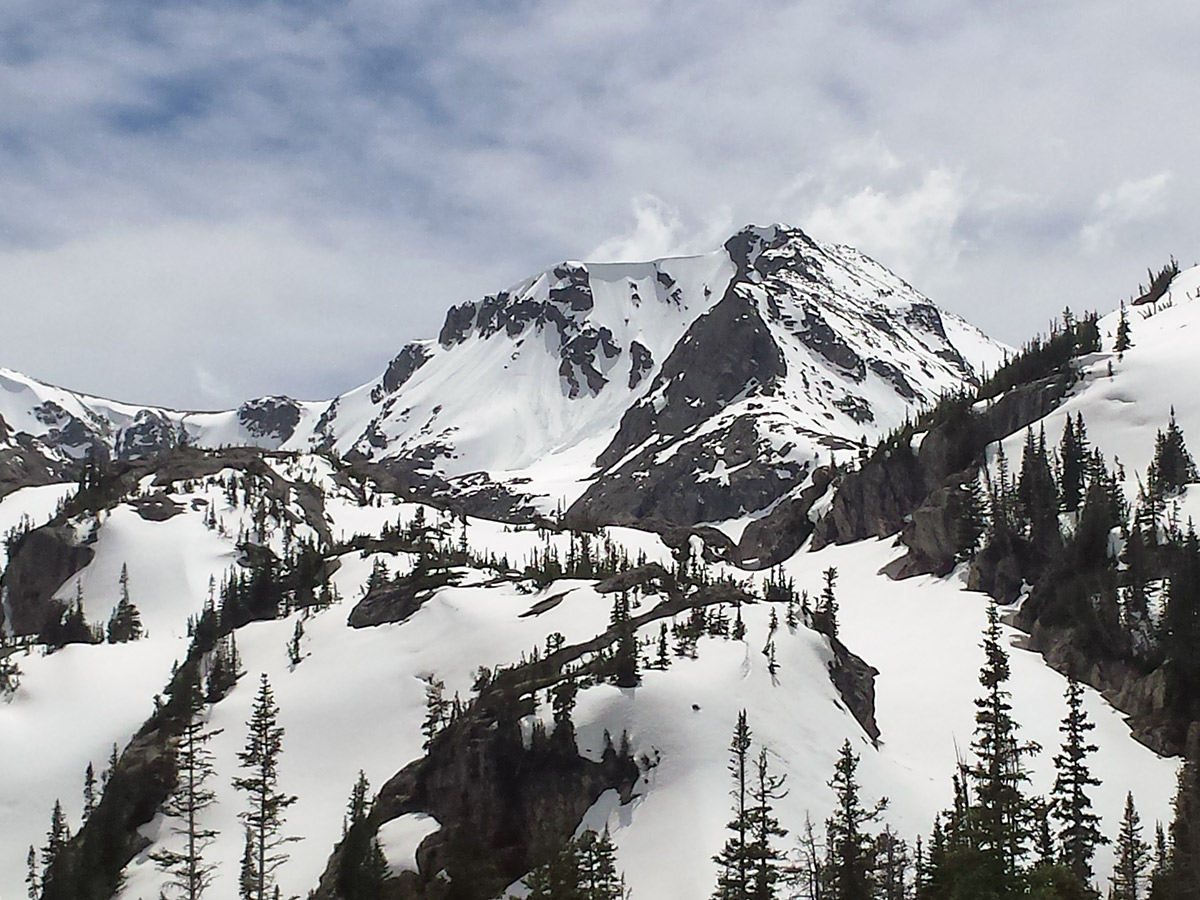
[588,196,733,263]
[1080,172,1174,254]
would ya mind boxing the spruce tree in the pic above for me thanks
[232,674,297,900]
[41,799,70,889]
[1116,300,1132,358]
[1017,427,1060,551]
[151,679,222,900]
[82,761,97,824]
[107,563,144,643]
[713,710,754,900]
[747,747,788,900]
[1111,792,1151,900]
[576,829,625,900]
[1060,415,1089,515]
[1051,677,1106,885]
[26,845,39,900]
[1150,408,1198,499]
[969,602,1039,891]
[1162,726,1200,900]
[826,739,886,900]
[818,568,839,639]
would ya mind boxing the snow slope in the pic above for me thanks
[0,463,1179,900]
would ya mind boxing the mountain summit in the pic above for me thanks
[0,225,1006,540]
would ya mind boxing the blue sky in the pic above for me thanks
[2,0,1197,408]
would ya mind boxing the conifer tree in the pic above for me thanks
[1060,415,1089,515]
[422,678,447,750]
[1161,726,1200,900]
[714,710,754,900]
[1116,300,1132,358]
[26,845,39,900]
[82,761,97,824]
[969,602,1039,891]
[151,679,222,900]
[1017,427,1060,551]
[748,747,788,900]
[733,603,747,641]
[955,474,987,563]
[41,799,70,888]
[1111,792,1151,900]
[1150,408,1198,500]
[826,740,886,900]
[612,591,639,688]
[107,563,144,643]
[576,829,625,900]
[286,620,304,667]
[1051,677,1106,885]
[232,674,297,900]
[551,676,578,751]
[818,568,839,639]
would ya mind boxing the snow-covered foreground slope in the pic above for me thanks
[0,461,1178,900]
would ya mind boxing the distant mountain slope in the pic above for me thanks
[0,226,1008,537]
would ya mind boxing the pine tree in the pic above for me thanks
[232,674,297,900]
[239,827,258,900]
[612,591,639,688]
[714,710,754,900]
[1116,300,1132,359]
[655,623,670,670]
[422,677,447,750]
[1060,415,1089,515]
[346,770,371,836]
[82,761,97,824]
[576,829,625,900]
[956,474,987,563]
[1051,677,1106,885]
[1150,408,1198,500]
[818,568,839,639]
[286,620,304,667]
[25,845,39,900]
[107,563,144,643]
[1111,792,1151,900]
[1017,427,1060,551]
[968,602,1039,891]
[733,603,747,641]
[41,799,70,888]
[551,676,578,752]
[1162,726,1200,900]
[873,827,909,900]
[151,679,223,900]
[826,739,886,900]
[747,747,788,900]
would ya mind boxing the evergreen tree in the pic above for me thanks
[107,563,144,643]
[82,761,97,824]
[41,799,70,888]
[286,620,304,667]
[612,591,639,688]
[232,674,297,900]
[1116,300,1133,359]
[818,568,839,639]
[239,827,258,900]
[747,747,788,900]
[151,679,223,900]
[733,603,747,641]
[1150,409,1198,500]
[713,710,755,900]
[1017,427,1060,551]
[526,837,581,900]
[1162,726,1200,900]
[1051,677,1106,886]
[655,623,670,670]
[956,474,988,563]
[346,770,371,836]
[551,676,579,751]
[826,739,886,900]
[969,602,1039,891]
[576,829,625,900]
[422,678,448,750]
[1111,793,1151,900]
[873,827,910,900]
[1060,415,1089,515]
[26,845,39,900]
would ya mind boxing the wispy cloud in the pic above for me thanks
[2,0,1199,405]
